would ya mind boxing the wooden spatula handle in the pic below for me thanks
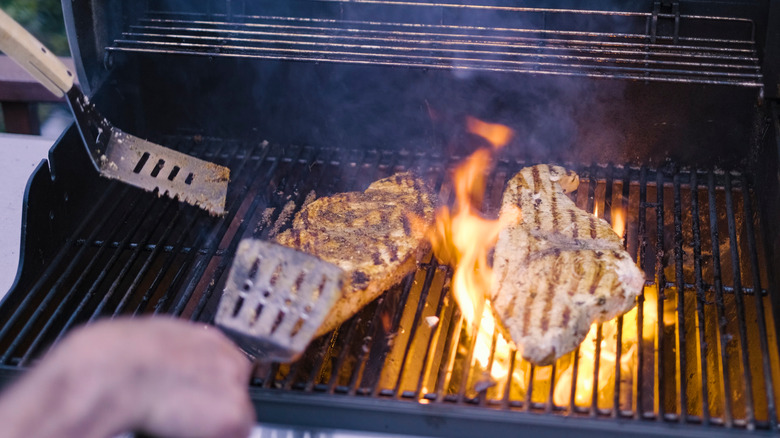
[0,8,74,97]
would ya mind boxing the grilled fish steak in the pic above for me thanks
[490,165,644,365]
[276,172,435,336]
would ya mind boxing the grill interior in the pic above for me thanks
[1,0,779,436]
[0,133,778,433]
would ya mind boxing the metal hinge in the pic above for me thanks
[650,1,680,44]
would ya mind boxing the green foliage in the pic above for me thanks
[1,0,69,56]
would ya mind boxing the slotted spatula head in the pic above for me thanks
[66,88,229,216]
[216,239,345,363]
[0,8,229,216]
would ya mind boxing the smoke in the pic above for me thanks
[241,0,636,164]
[128,0,755,169]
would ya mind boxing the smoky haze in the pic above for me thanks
[241,0,636,164]
[132,0,757,169]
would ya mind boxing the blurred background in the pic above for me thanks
[0,0,71,138]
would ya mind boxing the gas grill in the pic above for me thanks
[1,1,779,436]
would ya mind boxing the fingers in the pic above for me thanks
[46,317,256,438]
[141,379,255,438]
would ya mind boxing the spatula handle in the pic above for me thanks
[0,8,74,97]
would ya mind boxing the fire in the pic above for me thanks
[428,118,651,407]
[427,118,518,387]
[428,117,516,327]
[552,209,653,408]
[466,116,514,149]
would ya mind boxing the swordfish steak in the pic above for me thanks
[490,165,644,365]
[276,171,435,337]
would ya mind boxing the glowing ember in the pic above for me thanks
[612,209,626,239]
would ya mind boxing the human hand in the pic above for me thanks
[0,316,255,438]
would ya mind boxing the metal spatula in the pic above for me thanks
[0,9,228,215]
[216,239,345,363]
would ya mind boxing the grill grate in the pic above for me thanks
[0,136,778,434]
[105,2,762,87]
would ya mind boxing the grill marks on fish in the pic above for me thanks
[570,210,579,238]
[539,249,562,332]
[490,165,645,365]
[276,171,435,336]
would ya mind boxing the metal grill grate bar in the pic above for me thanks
[106,10,762,87]
[708,171,735,427]
[741,174,778,429]
[122,23,759,64]
[108,206,188,318]
[0,185,137,365]
[136,15,757,50]
[0,183,120,363]
[634,166,649,419]
[17,194,167,366]
[154,142,278,317]
[690,170,712,424]
[655,170,667,420]
[173,139,263,319]
[673,171,688,423]
[724,174,756,428]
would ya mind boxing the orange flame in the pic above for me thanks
[428,118,517,327]
[466,116,514,149]
[551,207,654,408]
[426,118,520,390]
[430,119,651,406]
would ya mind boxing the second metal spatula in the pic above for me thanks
[0,8,228,215]
[216,239,346,363]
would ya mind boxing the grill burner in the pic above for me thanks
[0,134,777,435]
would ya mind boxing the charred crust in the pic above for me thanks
[372,251,382,265]
[388,241,399,262]
[588,263,604,295]
[521,287,536,337]
[531,167,543,230]
[351,271,370,289]
[537,349,556,367]
[561,307,571,326]
[300,209,310,228]
[292,229,302,247]
[570,210,579,238]
[402,215,412,236]
[531,166,542,194]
